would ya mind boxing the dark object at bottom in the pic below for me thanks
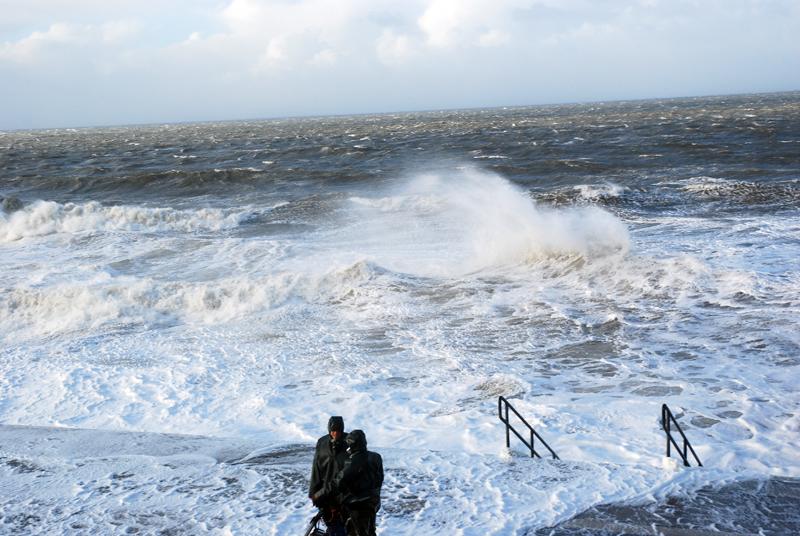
[304,509,347,536]
[661,403,703,467]
[303,511,326,536]
[344,503,376,536]
[533,477,800,536]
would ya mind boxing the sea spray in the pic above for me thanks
[347,168,629,276]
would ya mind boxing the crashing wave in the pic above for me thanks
[0,260,397,342]
[0,200,252,242]
[346,169,630,276]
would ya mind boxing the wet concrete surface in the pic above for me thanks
[534,477,800,536]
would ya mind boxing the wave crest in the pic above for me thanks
[0,200,249,241]
[0,260,396,341]
[346,169,630,276]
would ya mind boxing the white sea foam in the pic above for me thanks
[680,176,733,194]
[0,425,669,535]
[574,182,626,200]
[0,200,249,241]
[0,260,394,343]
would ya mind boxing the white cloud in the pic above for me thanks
[417,0,462,47]
[0,19,142,64]
[256,37,289,71]
[165,0,350,74]
[418,0,500,47]
[478,29,511,47]
[100,20,141,44]
[310,48,338,67]
[0,0,207,31]
[414,0,587,49]
[376,29,414,65]
[0,22,83,63]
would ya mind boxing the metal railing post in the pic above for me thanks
[505,403,510,449]
[530,429,534,458]
[497,396,558,460]
[661,403,702,467]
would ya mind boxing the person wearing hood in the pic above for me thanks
[309,416,349,535]
[327,429,384,536]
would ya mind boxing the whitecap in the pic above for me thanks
[0,200,250,242]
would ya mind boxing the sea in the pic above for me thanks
[1,92,799,535]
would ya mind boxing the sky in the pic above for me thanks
[1,0,799,129]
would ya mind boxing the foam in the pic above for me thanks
[0,256,404,344]
[574,182,626,200]
[0,200,249,242]
[0,425,669,535]
[678,176,800,205]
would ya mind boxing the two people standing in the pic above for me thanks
[309,416,384,536]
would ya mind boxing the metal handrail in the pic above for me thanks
[661,404,702,467]
[498,396,559,460]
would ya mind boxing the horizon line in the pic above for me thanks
[4,88,799,134]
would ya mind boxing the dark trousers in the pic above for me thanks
[345,505,376,536]
[321,508,346,536]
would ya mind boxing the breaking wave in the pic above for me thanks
[346,169,630,276]
[0,261,391,342]
[0,200,254,241]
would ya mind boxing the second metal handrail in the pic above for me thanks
[498,396,559,460]
[661,404,702,467]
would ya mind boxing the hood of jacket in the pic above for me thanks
[346,429,367,454]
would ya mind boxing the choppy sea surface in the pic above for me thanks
[1,92,799,534]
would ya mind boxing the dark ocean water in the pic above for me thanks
[3,92,799,214]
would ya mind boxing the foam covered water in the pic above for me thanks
[0,201,255,242]
[1,92,799,533]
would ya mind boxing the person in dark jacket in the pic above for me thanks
[323,429,384,536]
[309,416,349,535]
